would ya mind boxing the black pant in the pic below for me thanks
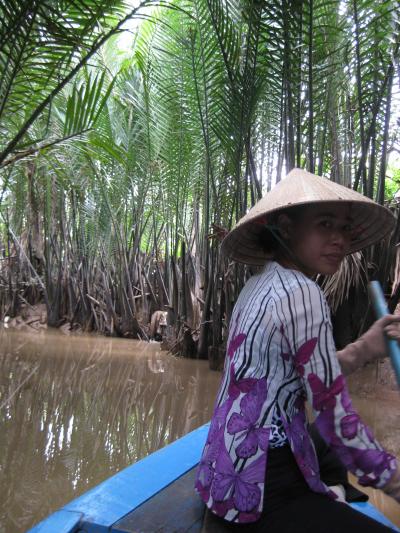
[203,440,394,532]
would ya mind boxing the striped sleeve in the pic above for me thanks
[278,278,397,489]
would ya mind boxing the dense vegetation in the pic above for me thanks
[0,0,399,366]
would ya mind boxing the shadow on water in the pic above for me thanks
[0,329,221,533]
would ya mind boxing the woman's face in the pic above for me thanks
[277,203,353,277]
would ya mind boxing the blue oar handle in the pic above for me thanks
[369,280,400,388]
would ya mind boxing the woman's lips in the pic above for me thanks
[324,254,343,262]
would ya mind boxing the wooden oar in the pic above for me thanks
[369,280,400,388]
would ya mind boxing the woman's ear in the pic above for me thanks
[276,213,294,240]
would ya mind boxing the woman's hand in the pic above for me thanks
[382,315,400,341]
[337,314,400,376]
[362,314,400,355]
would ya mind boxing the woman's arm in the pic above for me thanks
[279,279,400,500]
[337,315,400,376]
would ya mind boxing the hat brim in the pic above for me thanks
[221,199,395,266]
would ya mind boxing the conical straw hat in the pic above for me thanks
[221,168,395,266]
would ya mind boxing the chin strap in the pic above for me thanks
[264,224,313,277]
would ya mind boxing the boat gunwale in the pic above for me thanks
[27,422,400,532]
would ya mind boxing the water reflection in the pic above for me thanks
[0,329,221,533]
[1,330,399,532]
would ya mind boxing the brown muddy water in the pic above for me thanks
[0,330,399,532]
[347,363,400,527]
[0,329,221,533]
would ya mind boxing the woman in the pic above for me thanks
[195,168,400,532]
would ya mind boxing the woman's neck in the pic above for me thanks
[274,254,315,278]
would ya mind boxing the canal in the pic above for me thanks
[0,329,399,531]
[0,329,220,532]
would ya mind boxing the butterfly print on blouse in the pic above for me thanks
[211,447,266,513]
[227,311,247,360]
[196,461,214,502]
[340,413,360,440]
[308,373,345,411]
[315,407,338,447]
[293,338,318,376]
[227,363,258,402]
[211,497,261,524]
[316,381,385,480]
[339,385,376,442]
[309,375,345,446]
[196,367,260,499]
[356,449,396,485]
[227,379,269,458]
[281,402,332,496]
[337,445,396,486]
[287,406,319,479]
[196,400,233,500]
[196,426,223,499]
[315,394,396,486]
[280,326,318,376]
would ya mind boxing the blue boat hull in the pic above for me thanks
[28,423,399,533]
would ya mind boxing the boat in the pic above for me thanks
[28,423,400,532]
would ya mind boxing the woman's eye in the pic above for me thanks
[342,224,353,233]
[319,220,332,228]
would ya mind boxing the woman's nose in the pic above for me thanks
[331,227,350,248]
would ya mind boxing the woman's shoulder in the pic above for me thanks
[241,262,326,315]
[272,264,329,316]
[264,261,322,296]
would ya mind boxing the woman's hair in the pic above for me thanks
[258,205,305,256]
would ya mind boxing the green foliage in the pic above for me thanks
[385,164,400,202]
[0,0,155,167]
[0,0,399,276]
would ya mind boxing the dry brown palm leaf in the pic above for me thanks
[391,246,400,297]
[318,252,368,313]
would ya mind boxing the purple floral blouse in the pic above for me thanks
[195,261,397,523]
